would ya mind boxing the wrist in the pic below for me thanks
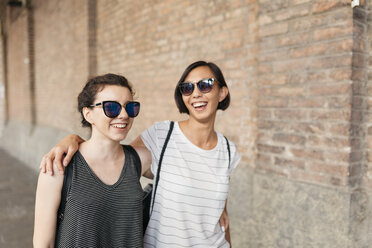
[69,134,84,144]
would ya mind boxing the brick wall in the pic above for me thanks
[95,0,257,165]
[33,0,88,133]
[3,0,372,246]
[257,0,353,187]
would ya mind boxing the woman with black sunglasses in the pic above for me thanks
[40,61,240,247]
[33,74,151,247]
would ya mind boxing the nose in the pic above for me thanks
[191,83,202,97]
[117,106,129,119]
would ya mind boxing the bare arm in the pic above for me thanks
[33,164,64,247]
[219,200,231,246]
[131,136,153,178]
[40,134,84,175]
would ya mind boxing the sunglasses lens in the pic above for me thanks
[125,102,140,118]
[198,78,214,93]
[103,101,121,118]
[179,83,194,96]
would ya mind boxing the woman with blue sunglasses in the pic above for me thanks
[40,61,240,247]
[34,74,151,247]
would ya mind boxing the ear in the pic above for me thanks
[83,107,94,125]
[219,86,229,103]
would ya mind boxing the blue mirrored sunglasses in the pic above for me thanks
[89,101,140,118]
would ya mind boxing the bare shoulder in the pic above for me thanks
[37,164,64,190]
[133,146,151,160]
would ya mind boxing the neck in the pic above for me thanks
[80,129,123,161]
[179,117,217,149]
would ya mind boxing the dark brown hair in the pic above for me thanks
[77,73,133,127]
[174,61,230,114]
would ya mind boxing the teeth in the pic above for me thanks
[112,124,127,128]
[192,102,207,108]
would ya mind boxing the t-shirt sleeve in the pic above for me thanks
[141,123,161,174]
[228,140,241,175]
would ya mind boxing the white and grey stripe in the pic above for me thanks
[142,121,240,248]
[55,145,143,248]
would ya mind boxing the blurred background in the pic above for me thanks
[0,0,372,247]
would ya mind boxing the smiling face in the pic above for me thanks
[83,85,134,142]
[181,66,228,123]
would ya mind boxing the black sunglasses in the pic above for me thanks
[89,101,140,118]
[178,78,215,96]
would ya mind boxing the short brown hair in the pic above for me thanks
[77,73,134,127]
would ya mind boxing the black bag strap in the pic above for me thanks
[151,121,174,213]
[224,136,231,169]
[57,156,74,225]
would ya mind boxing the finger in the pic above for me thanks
[39,156,46,173]
[54,148,64,174]
[219,215,225,228]
[46,155,54,176]
[63,146,76,167]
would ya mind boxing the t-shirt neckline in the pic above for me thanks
[175,121,221,153]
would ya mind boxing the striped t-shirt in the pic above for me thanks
[141,121,240,248]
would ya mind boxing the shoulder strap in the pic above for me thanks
[57,157,74,225]
[224,136,231,169]
[151,121,174,213]
[122,145,142,179]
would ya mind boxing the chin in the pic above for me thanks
[110,133,128,142]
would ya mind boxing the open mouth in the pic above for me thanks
[192,102,207,111]
[111,123,127,129]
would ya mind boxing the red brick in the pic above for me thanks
[274,109,307,120]
[256,162,288,177]
[309,83,351,96]
[258,144,285,154]
[262,87,306,97]
[258,120,286,131]
[324,151,350,163]
[312,0,349,14]
[258,109,273,119]
[328,97,351,108]
[310,55,352,69]
[259,22,288,37]
[289,98,326,108]
[257,97,288,107]
[274,5,310,21]
[290,148,324,160]
[258,14,273,26]
[288,122,326,134]
[273,60,308,72]
[308,135,349,149]
[310,109,351,121]
[292,0,311,4]
[273,133,306,145]
[258,74,286,85]
[313,26,353,41]
[277,33,310,47]
[274,157,305,169]
[329,68,352,81]
[289,43,327,58]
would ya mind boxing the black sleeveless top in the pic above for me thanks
[55,145,143,248]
